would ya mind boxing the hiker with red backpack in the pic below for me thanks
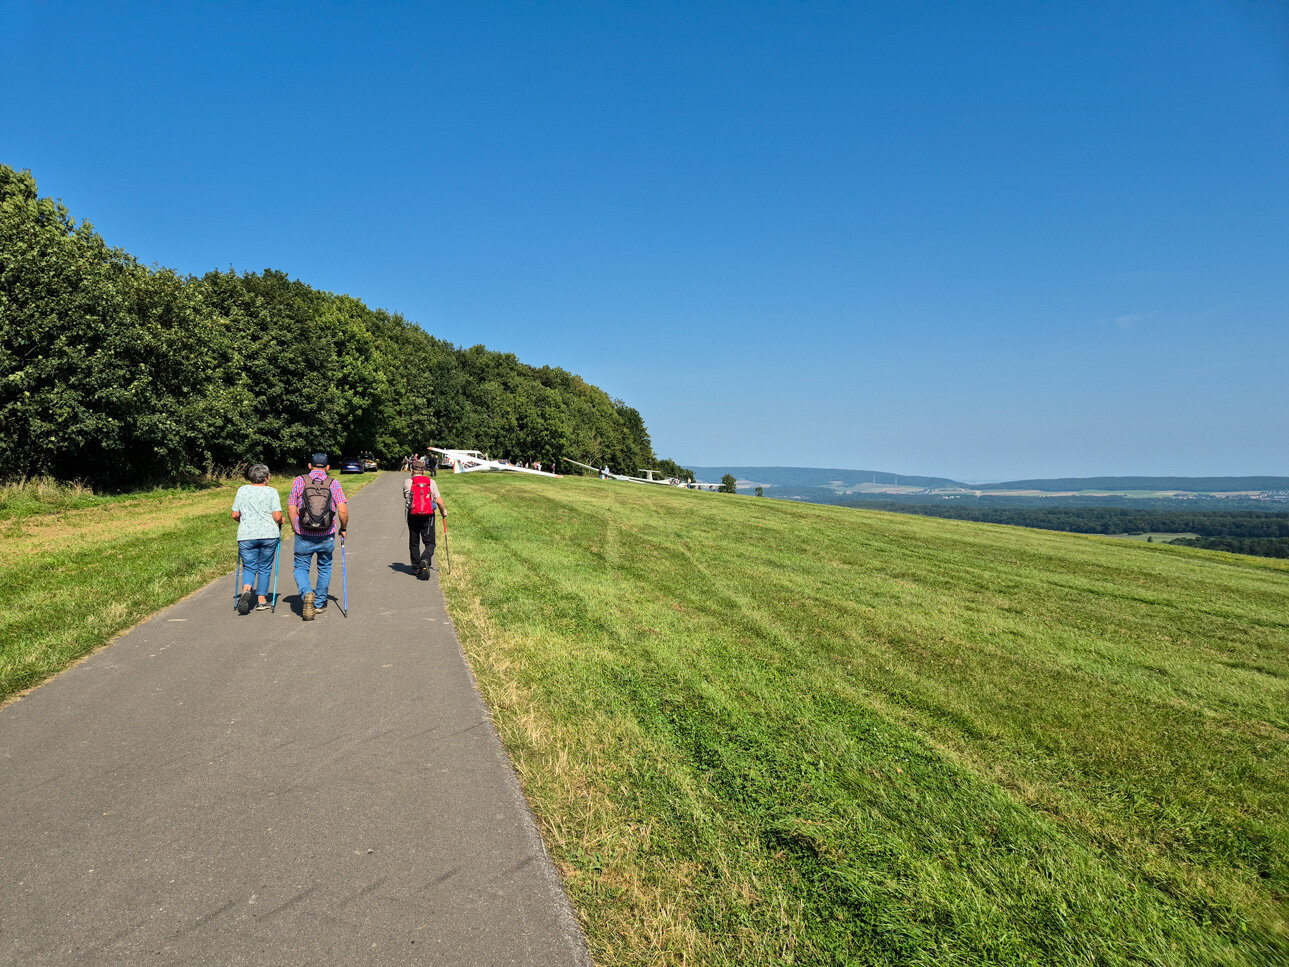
[403,457,446,580]
[288,453,349,620]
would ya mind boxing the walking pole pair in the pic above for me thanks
[336,535,349,618]
[270,530,282,613]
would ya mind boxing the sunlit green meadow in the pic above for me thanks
[438,473,1288,966]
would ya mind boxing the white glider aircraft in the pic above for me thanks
[430,448,561,478]
[563,457,721,491]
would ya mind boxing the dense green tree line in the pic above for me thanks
[640,457,692,481]
[862,504,1289,538]
[1,165,667,488]
[855,501,1289,559]
[1171,537,1289,558]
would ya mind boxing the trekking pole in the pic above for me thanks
[441,515,451,573]
[270,532,281,613]
[338,535,349,617]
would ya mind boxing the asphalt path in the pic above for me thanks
[0,472,591,967]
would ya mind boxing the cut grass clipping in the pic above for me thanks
[439,473,1288,967]
[0,473,377,700]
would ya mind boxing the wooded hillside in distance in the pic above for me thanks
[986,475,1289,492]
[689,466,967,489]
[0,164,662,488]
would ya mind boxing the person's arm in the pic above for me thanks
[272,510,284,525]
[231,510,242,522]
[333,479,349,537]
[286,477,300,533]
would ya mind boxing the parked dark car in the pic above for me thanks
[339,456,364,474]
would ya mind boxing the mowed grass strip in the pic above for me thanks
[0,473,377,700]
[438,473,1289,967]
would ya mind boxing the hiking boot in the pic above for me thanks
[417,565,430,581]
[302,591,316,620]
[314,605,327,617]
[237,590,254,615]
[255,601,270,611]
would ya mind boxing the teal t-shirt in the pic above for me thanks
[232,484,283,541]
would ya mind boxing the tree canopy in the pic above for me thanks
[1,165,671,488]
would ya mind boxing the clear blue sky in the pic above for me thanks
[4,1,1287,480]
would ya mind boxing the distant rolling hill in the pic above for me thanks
[687,466,965,490]
[985,476,1289,492]
[689,467,1289,494]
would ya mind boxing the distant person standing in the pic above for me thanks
[427,452,439,478]
[230,463,284,614]
[288,453,349,620]
[403,458,446,579]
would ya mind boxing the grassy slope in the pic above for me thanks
[0,473,377,700]
[438,473,1288,967]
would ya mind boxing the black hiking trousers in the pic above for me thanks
[407,513,436,569]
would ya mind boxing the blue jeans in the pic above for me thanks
[238,538,280,597]
[293,532,335,604]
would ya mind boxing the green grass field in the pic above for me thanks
[437,474,1288,966]
[4,470,1286,964]
[0,472,377,701]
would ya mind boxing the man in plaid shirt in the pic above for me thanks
[287,453,349,620]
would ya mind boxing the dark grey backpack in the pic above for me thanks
[298,476,334,531]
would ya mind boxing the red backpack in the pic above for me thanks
[409,475,436,515]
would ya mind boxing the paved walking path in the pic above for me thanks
[0,472,591,967]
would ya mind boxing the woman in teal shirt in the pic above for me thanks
[231,464,284,614]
